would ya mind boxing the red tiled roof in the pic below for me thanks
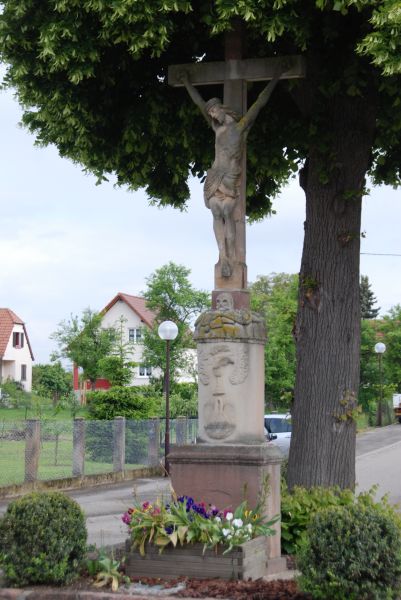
[0,308,34,360]
[101,293,156,328]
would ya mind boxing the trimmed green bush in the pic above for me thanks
[86,386,160,420]
[297,501,401,600]
[0,491,87,586]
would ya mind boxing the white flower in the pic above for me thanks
[214,516,221,523]
[247,523,253,532]
[232,518,243,528]
[227,534,232,540]
[222,528,231,537]
[225,512,233,521]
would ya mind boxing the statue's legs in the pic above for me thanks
[209,192,236,277]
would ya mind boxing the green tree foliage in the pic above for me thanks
[359,318,381,412]
[359,307,401,421]
[32,362,72,406]
[51,308,116,389]
[141,262,210,385]
[250,273,298,410]
[380,304,401,391]
[2,1,401,488]
[360,274,380,319]
[97,316,136,386]
[0,1,399,210]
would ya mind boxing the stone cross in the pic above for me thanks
[169,28,304,297]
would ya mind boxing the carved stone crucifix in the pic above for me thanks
[169,27,305,295]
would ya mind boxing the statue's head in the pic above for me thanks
[206,98,240,124]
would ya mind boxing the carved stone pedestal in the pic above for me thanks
[170,297,285,564]
[169,443,284,560]
[194,299,266,444]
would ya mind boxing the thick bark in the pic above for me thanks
[287,94,376,490]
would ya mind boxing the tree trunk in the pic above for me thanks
[287,94,376,490]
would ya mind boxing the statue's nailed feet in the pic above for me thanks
[221,259,232,278]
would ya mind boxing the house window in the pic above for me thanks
[128,328,142,343]
[13,332,24,348]
[21,364,27,381]
[139,365,152,378]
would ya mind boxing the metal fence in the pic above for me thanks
[0,417,198,487]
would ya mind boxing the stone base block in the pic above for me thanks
[169,443,283,559]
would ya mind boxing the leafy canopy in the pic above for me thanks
[360,274,380,319]
[1,0,400,220]
[141,262,209,384]
[51,308,116,384]
[250,273,298,409]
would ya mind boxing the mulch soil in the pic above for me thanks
[4,576,311,600]
[144,576,311,599]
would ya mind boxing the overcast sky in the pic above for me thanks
[1,77,400,364]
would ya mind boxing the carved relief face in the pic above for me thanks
[198,343,249,441]
[216,292,234,312]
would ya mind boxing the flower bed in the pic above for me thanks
[123,495,278,580]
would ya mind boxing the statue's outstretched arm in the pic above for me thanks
[241,75,280,132]
[179,71,211,126]
[241,60,291,132]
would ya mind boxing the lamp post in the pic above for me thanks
[158,320,178,475]
[374,342,386,427]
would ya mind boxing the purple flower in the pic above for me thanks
[122,512,132,525]
[165,525,174,535]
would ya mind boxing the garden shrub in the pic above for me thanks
[297,500,401,600]
[0,491,87,586]
[86,386,160,420]
[280,484,355,554]
[85,387,160,464]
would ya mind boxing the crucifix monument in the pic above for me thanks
[168,24,304,567]
[169,26,304,299]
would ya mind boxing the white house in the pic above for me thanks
[0,308,34,392]
[100,292,156,386]
[73,292,197,393]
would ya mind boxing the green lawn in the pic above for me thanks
[0,435,144,487]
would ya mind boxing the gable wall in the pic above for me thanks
[2,323,33,391]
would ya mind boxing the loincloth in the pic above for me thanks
[204,168,240,208]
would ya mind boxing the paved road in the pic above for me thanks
[1,424,400,547]
[356,423,401,506]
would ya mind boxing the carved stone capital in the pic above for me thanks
[194,307,266,343]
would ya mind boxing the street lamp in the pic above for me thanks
[374,342,386,427]
[158,320,178,475]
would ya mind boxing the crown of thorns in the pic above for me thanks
[205,97,222,112]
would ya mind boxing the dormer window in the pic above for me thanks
[13,332,24,349]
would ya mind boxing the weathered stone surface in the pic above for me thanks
[197,340,265,444]
[194,308,266,343]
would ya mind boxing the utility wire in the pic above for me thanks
[361,252,401,256]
